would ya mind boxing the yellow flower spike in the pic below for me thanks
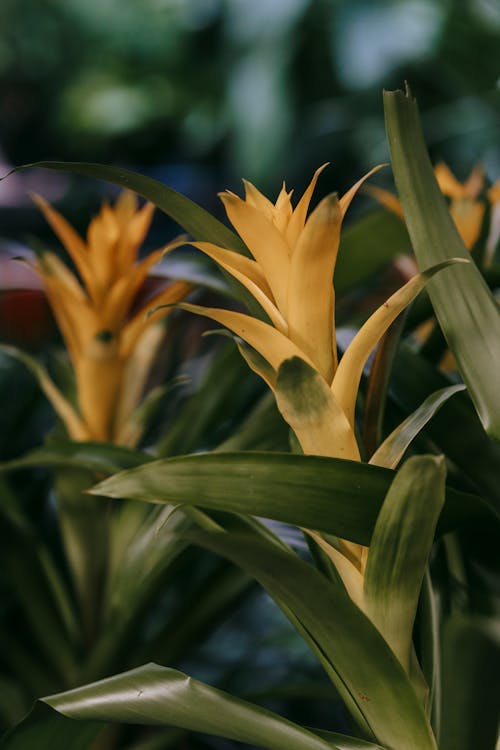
[32,190,192,444]
[220,192,291,314]
[287,193,342,382]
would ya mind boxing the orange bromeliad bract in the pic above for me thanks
[31,190,191,445]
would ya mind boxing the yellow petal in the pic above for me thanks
[176,303,314,373]
[286,163,329,248]
[102,237,187,331]
[339,164,386,217]
[273,183,294,234]
[274,357,360,460]
[116,201,156,272]
[113,321,166,444]
[487,179,500,205]
[31,194,97,299]
[37,253,95,359]
[242,179,275,220]
[287,193,341,382]
[450,199,485,249]
[121,281,193,357]
[86,204,120,289]
[220,193,290,314]
[113,189,139,226]
[191,241,287,333]
[363,184,405,220]
[434,162,465,198]
[0,344,90,441]
[74,333,123,441]
[332,261,466,428]
[307,531,365,609]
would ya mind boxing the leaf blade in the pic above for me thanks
[384,88,500,440]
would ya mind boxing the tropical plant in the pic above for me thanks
[0,86,499,750]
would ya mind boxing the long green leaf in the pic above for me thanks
[364,456,446,678]
[370,385,465,468]
[189,533,437,749]
[3,161,245,253]
[384,88,500,440]
[8,664,383,750]
[90,452,498,546]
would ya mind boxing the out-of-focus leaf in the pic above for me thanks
[364,456,446,678]
[440,615,500,750]
[0,344,88,441]
[384,88,500,440]
[191,534,437,749]
[336,209,410,293]
[157,342,263,457]
[215,390,290,452]
[3,161,245,253]
[0,440,152,476]
[370,385,465,468]
[3,664,383,750]
[90,451,498,546]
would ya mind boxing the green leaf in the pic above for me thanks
[439,615,500,750]
[390,344,500,510]
[384,88,500,440]
[370,385,465,468]
[90,451,498,546]
[364,456,446,678]
[3,161,245,253]
[189,533,437,749]
[0,439,152,476]
[3,664,383,750]
[157,342,262,457]
[336,209,410,294]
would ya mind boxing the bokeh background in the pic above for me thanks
[0,0,499,207]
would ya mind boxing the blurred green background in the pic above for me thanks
[0,0,499,202]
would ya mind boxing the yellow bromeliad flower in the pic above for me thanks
[367,161,485,249]
[29,190,191,445]
[179,164,445,462]
[175,166,460,661]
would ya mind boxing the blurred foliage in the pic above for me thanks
[0,0,499,194]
